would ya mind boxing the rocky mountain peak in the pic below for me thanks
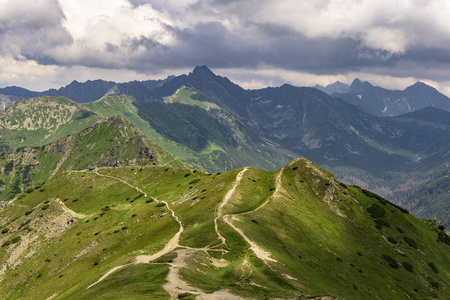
[190,65,216,79]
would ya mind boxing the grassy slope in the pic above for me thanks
[0,116,186,200]
[135,90,293,171]
[0,96,102,151]
[82,91,450,225]
[0,159,449,299]
[84,92,293,172]
[83,95,200,169]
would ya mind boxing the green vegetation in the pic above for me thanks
[429,262,439,274]
[84,94,293,173]
[72,264,169,299]
[0,86,449,297]
[403,237,418,248]
[0,96,102,151]
[403,262,414,273]
[83,95,188,168]
[164,86,218,110]
[0,115,186,201]
[367,204,386,218]
[0,158,449,299]
[381,254,399,269]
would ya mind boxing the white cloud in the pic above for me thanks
[224,0,450,54]
[0,56,63,90]
[0,0,69,59]
[54,0,175,66]
[362,27,409,55]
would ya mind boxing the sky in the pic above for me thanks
[2,0,450,95]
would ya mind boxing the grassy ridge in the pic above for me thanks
[0,97,102,151]
[0,116,186,200]
[1,160,448,299]
[84,93,293,172]
[83,95,201,170]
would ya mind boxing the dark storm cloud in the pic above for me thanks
[124,20,409,77]
[402,46,450,66]
[0,0,72,62]
[161,22,262,68]
[3,0,450,91]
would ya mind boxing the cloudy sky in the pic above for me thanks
[2,0,450,95]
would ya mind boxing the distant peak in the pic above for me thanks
[350,78,374,89]
[406,81,437,92]
[411,81,429,88]
[351,78,362,85]
[191,65,216,78]
[281,83,294,88]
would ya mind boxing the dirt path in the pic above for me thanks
[84,167,274,298]
[49,151,70,178]
[223,216,277,263]
[222,168,284,264]
[134,200,183,264]
[92,169,148,197]
[55,198,86,219]
[162,249,204,298]
[85,169,237,299]
[86,169,185,290]
[240,167,284,216]
[86,265,129,290]
[214,167,248,245]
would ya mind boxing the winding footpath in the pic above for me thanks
[86,169,185,290]
[84,166,285,298]
[85,169,239,299]
[214,167,249,245]
[221,168,284,264]
[241,167,284,216]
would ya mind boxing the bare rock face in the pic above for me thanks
[129,136,158,159]
[107,115,128,128]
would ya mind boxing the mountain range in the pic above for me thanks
[2,66,450,227]
[314,81,350,95]
[3,68,450,119]
[1,66,450,298]
[323,79,450,117]
[0,76,175,107]
[0,115,185,200]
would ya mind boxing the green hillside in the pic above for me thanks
[83,71,450,228]
[0,96,102,151]
[84,91,294,172]
[0,159,449,299]
[83,95,201,170]
[2,69,450,230]
[0,116,186,200]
